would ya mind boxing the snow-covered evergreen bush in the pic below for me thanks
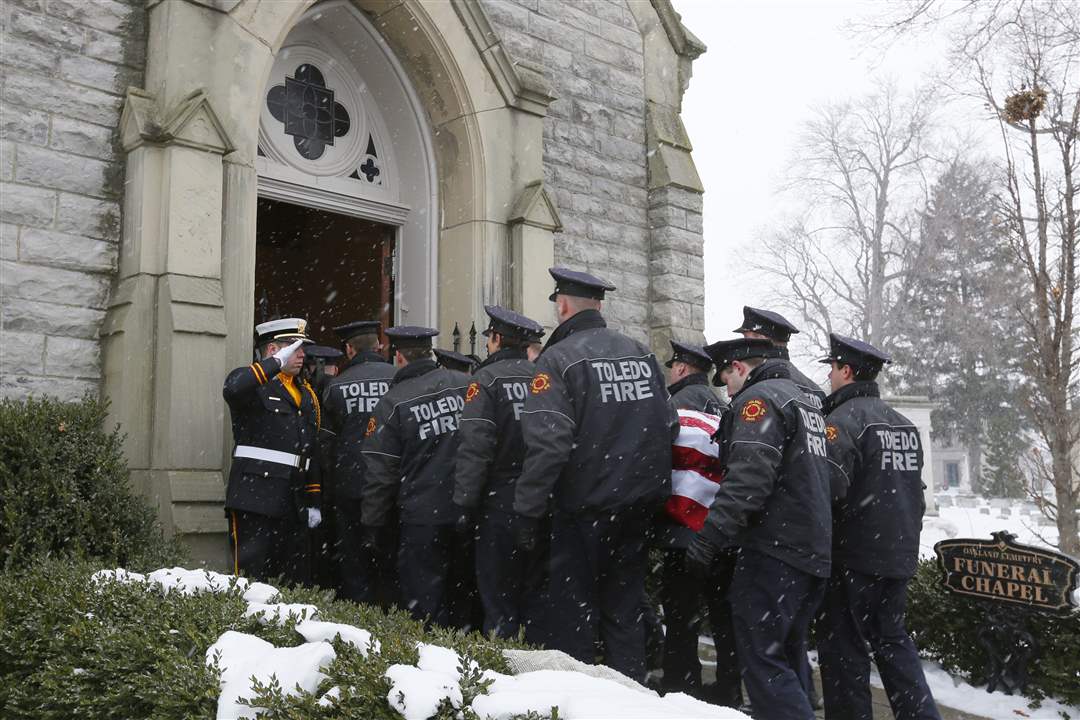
[0,559,526,719]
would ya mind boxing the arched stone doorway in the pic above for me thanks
[102,0,558,562]
[252,1,439,340]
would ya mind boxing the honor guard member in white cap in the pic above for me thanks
[452,305,546,640]
[514,267,678,682]
[320,320,396,605]
[688,337,832,720]
[734,306,826,410]
[665,340,724,415]
[434,348,477,374]
[816,334,940,720]
[361,326,471,627]
[222,318,322,585]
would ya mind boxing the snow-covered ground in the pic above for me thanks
[920,494,1078,607]
[92,567,748,720]
[920,495,1061,559]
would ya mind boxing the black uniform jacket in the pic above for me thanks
[514,309,678,519]
[223,356,322,519]
[669,372,724,415]
[453,347,534,513]
[321,351,396,501]
[700,359,832,577]
[778,348,826,410]
[361,358,471,526]
[824,381,926,579]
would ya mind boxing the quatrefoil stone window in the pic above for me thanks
[266,64,350,161]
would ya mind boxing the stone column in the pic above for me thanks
[627,0,707,352]
[508,181,562,332]
[102,88,234,559]
[886,395,940,516]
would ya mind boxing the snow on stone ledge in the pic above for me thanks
[206,630,335,720]
[296,619,380,657]
[471,669,749,720]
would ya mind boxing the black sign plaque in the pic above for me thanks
[934,531,1079,614]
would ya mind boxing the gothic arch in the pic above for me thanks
[105,0,554,552]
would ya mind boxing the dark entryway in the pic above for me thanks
[254,197,395,346]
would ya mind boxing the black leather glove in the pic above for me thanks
[686,534,718,581]
[512,515,540,554]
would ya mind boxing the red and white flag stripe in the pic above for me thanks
[666,409,724,532]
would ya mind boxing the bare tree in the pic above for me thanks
[756,81,936,354]
[877,0,1080,554]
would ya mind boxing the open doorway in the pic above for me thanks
[254,198,395,346]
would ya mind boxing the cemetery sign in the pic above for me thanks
[934,531,1079,614]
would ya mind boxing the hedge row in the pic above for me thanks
[0,559,527,719]
[906,558,1080,708]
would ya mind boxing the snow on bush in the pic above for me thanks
[208,631,336,720]
[296,620,381,657]
[4,560,750,719]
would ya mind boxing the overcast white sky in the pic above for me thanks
[675,0,950,362]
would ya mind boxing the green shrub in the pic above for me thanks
[907,558,1080,708]
[0,559,528,719]
[0,394,183,571]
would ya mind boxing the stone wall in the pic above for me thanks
[481,0,657,343]
[0,0,145,400]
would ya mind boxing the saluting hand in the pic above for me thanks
[272,338,305,368]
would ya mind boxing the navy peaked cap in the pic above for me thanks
[385,325,438,348]
[665,340,713,370]
[733,306,801,342]
[819,333,891,369]
[433,348,475,373]
[303,345,344,361]
[548,266,616,301]
[482,305,545,340]
[704,338,782,386]
[333,320,381,340]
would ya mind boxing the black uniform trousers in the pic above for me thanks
[333,497,376,604]
[817,568,941,720]
[729,549,825,720]
[475,507,550,641]
[661,549,743,706]
[547,504,651,682]
[398,523,476,629]
[229,510,308,586]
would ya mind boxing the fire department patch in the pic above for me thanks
[365,417,377,436]
[531,372,551,395]
[465,382,480,403]
[825,425,839,442]
[740,399,767,423]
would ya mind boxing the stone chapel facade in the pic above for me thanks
[0,0,706,560]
